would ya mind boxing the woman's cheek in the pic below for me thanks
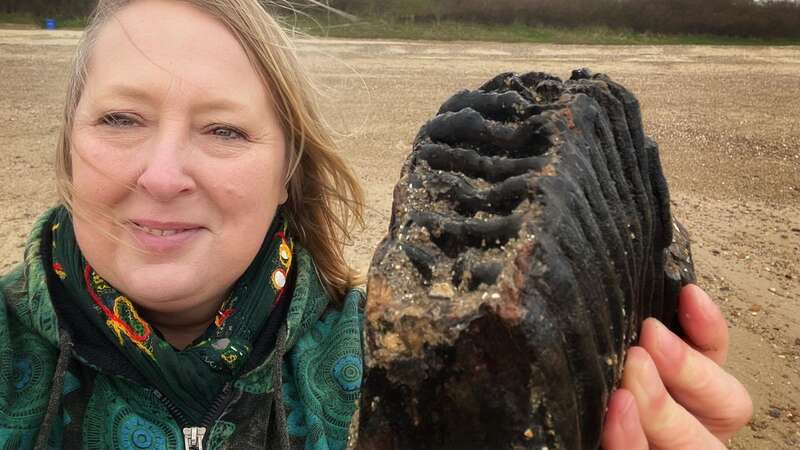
[71,136,142,206]
[216,175,282,237]
[209,155,282,200]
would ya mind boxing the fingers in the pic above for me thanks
[622,347,728,450]
[678,284,729,365]
[639,318,753,441]
[607,286,749,449]
[601,389,648,450]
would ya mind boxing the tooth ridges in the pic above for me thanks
[358,69,696,450]
[135,223,186,236]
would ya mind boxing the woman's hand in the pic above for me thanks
[601,284,753,450]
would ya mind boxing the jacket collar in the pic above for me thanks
[10,207,348,363]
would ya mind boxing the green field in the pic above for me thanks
[3,12,799,46]
[286,15,800,45]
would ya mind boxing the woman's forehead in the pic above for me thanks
[86,0,267,102]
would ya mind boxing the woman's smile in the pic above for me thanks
[129,219,206,253]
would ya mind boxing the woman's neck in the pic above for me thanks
[139,301,222,350]
[154,321,214,350]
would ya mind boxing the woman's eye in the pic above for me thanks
[211,126,245,141]
[101,113,138,127]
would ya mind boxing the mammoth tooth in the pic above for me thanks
[360,69,696,450]
[413,143,549,183]
[437,89,535,122]
[421,108,555,158]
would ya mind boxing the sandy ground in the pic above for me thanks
[1,28,798,448]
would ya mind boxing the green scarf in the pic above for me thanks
[49,206,295,424]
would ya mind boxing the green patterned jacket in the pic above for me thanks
[0,213,365,450]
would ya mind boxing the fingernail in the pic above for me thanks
[654,320,684,363]
[690,284,717,323]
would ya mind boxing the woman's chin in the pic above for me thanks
[117,269,227,315]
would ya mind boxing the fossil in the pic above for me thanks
[356,69,696,450]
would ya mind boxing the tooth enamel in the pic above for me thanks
[136,223,185,237]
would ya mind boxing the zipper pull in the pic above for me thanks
[183,427,206,450]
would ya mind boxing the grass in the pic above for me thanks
[2,11,798,45]
[282,14,800,46]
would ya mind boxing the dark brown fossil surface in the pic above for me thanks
[356,69,695,450]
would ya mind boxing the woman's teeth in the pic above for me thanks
[134,223,188,237]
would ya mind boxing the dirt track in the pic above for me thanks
[1,29,799,448]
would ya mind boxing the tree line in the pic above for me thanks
[0,0,94,17]
[330,0,800,39]
[3,0,799,39]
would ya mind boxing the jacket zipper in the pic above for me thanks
[182,427,206,450]
[153,383,233,450]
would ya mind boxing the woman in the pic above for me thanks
[0,0,751,449]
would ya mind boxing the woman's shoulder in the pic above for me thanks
[1,209,62,348]
[0,262,25,297]
[0,264,61,442]
[0,262,35,331]
[341,285,366,315]
[0,264,59,345]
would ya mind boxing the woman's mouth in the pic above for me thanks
[132,222,195,236]
[129,220,205,252]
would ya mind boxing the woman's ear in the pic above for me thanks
[279,182,289,205]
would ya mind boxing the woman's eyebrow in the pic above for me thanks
[96,83,253,115]
[95,83,158,104]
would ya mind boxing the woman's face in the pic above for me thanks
[70,0,288,320]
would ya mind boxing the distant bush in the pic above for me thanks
[3,0,798,39]
[330,0,800,39]
[0,0,94,18]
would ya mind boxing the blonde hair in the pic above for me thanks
[56,0,365,301]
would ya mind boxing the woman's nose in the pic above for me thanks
[136,130,197,201]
